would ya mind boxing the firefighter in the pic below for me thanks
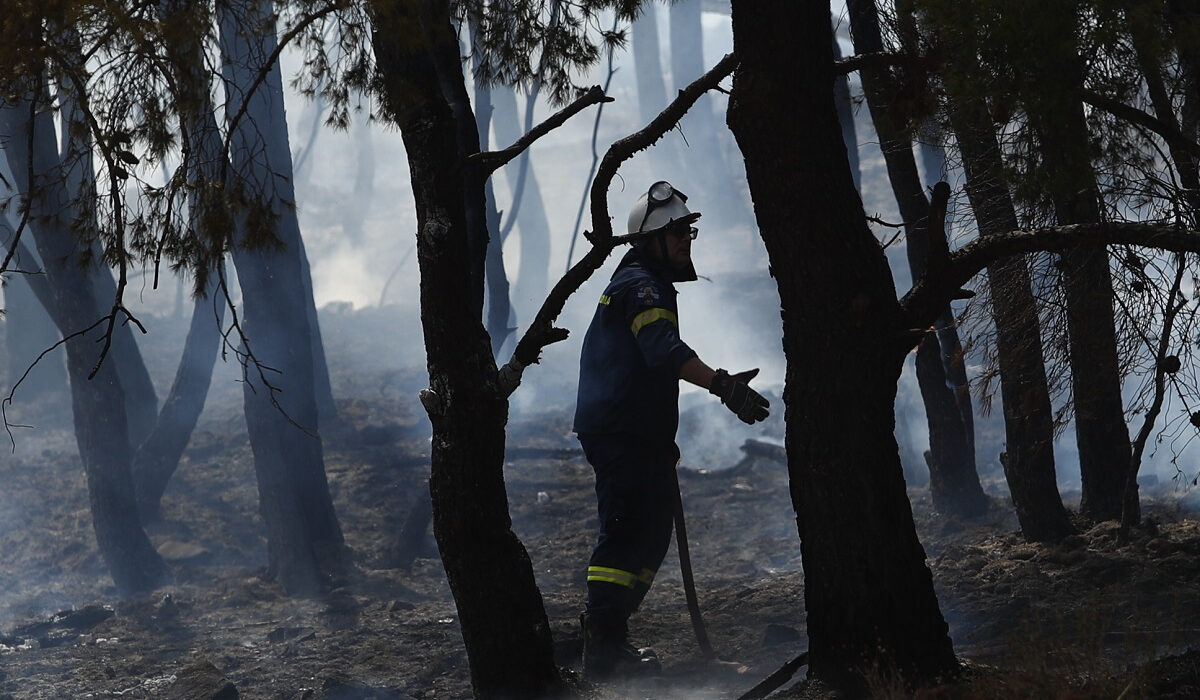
[573,181,770,679]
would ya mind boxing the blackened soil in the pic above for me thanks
[2,314,1200,698]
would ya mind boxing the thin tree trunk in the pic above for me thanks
[831,35,862,193]
[729,0,957,686]
[492,85,552,320]
[469,22,515,356]
[631,5,668,125]
[932,4,1071,542]
[369,1,560,695]
[88,253,159,447]
[1119,12,1200,527]
[1014,1,1129,522]
[298,241,340,432]
[133,270,225,520]
[218,0,347,596]
[848,0,987,518]
[1,84,167,597]
[670,0,751,230]
[3,272,67,400]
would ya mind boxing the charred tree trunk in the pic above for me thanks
[1,85,167,597]
[831,35,862,193]
[728,0,957,686]
[1014,2,1129,522]
[369,1,560,696]
[848,0,987,518]
[933,6,1071,542]
[218,0,346,596]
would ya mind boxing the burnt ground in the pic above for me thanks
[3,308,1200,699]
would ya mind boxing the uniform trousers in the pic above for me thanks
[579,432,677,635]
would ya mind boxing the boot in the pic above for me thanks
[580,612,661,681]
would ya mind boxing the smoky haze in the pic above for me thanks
[2,5,1199,632]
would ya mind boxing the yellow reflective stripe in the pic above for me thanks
[587,566,639,588]
[599,294,612,306]
[630,308,678,336]
[638,568,656,585]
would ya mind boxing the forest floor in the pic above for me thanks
[4,309,1200,699]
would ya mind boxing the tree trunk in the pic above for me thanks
[469,23,516,356]
[369,1,560,696]
[1014,1,1129,522]
[670,0,751,230]
[133,270,225,520]
[934,6,1071,542]
[492,85,552,322]
[631,5,668,125]
[88,252,159,447]
[831,35,862,192]
[3,272,67,401]
[728,0,957,686]
[297,241,340,432]
[1,88,167,597]
[218,0,347,596]
[847,0,987,518]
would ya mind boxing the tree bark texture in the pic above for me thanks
[728,0,957,686]
[218,0,346,596]
[934,7,1072,542]
[370,1,561,696]
[1013,0,1129,522]
[1,92,167,597]
[847,0,987,518]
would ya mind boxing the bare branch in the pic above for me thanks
[1083,90,1200,160]
[503,52,739,385]
[469,85,612,175]
[902,220,1200,332]
[588,52,739,245]
[834,51,917,76]
[2,315,108,449]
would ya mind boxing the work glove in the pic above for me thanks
[710,368,770,424]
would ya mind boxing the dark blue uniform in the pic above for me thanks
[574,247,697,632]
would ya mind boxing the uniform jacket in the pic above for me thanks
[573,247,698,440]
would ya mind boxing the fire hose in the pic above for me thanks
[670,459,716,660]
[672,452,811,699]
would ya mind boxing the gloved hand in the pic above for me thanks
[709,368,770,424]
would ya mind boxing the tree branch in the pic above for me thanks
[500,52,739,388]
[902,220,1200,334]
[834,51,919,76]
[469,85,612,176]
[1083,90,1200,160]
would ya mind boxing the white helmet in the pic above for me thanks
[627,181,695,234]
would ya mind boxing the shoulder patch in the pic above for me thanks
[636,284,661,306]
